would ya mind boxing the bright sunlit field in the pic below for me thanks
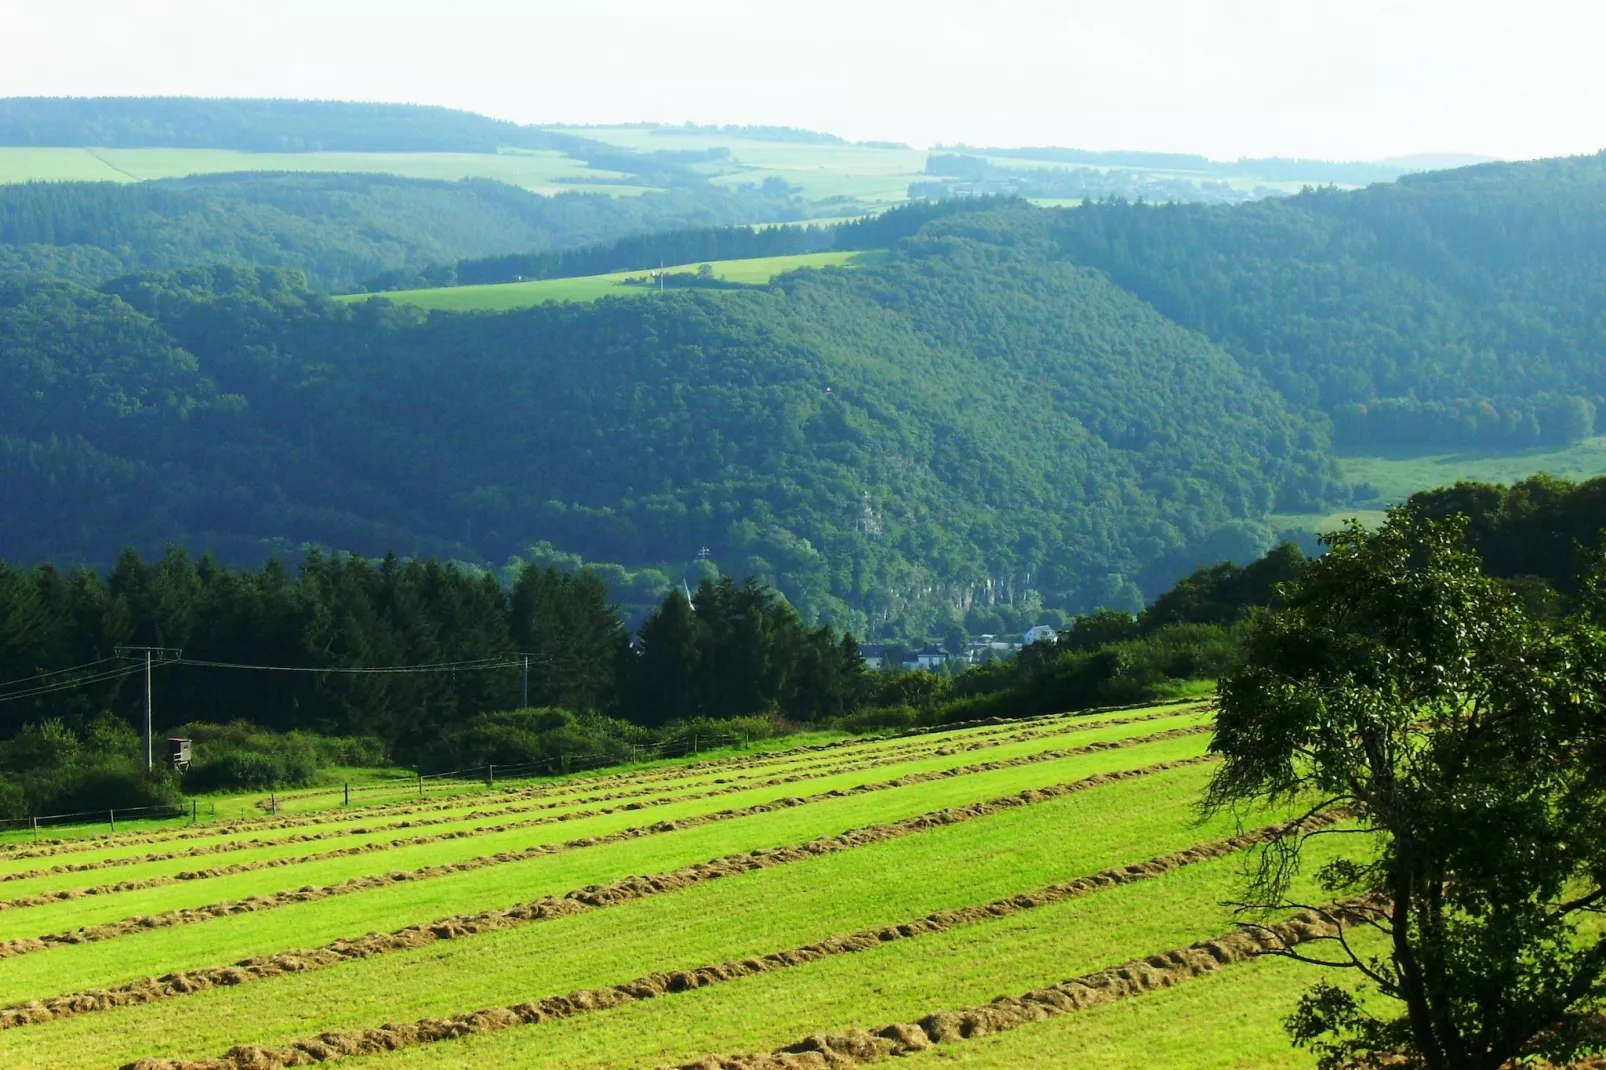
[339,250,888,312]
[0,700,1368,1069]
[0,146,640,193]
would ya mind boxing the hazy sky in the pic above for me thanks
[3,0,1603,161]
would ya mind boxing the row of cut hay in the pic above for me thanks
[1,701,1207,858]
[0,725,1210,951]
[0,755,1218,1033]
[120,812,1342,1070]
[660,905,1367,1070]
[0,709,1196,887]
[0,706,1192,867]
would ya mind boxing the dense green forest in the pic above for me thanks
[0,172,804,290]
[5,136,1606,630]
[1036,153,1606,448]
[396,198,1014,289]
[1,234,1332,631]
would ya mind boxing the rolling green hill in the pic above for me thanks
[341,251,885,311]
[8,153,1606,633]
[0,171,804,291]
[0,229,1335,630]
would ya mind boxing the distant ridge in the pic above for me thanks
[0,96,595,154]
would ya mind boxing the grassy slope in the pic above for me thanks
[339,250,886,311]
[1274,436,1606,533]
[0,732,1211,1001]
[0,146,637,193]
[555,127,929,205]
[891,928,1391,1070]
[0,759,1272,1067]
[0,711,1205,900]
[326,837,1358,1070]
[0,702,1398,1069]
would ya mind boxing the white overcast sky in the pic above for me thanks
[2,0,1603,161]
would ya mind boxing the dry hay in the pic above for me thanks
[0,755,1217,1032]
[0,725,1210,959]
[117,809,1329,1069]
[0,709,1189,887]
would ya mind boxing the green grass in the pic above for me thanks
[339,250,887,311]
[893,928,1390,1069]
[0,759,1278,1068]
[321,832,1359,1070]
[0,711,1205,901]
[0,708,1180,872]
[0,731,1210,1002]
[0,147,635,193]
[1273,436,1606,534]
[558,127,930,206]
[0,701,1373,1068]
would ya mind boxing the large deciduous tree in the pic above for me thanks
[1205,510,1606,1070]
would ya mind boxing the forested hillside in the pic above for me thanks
[5,152,1606,632]
[0,234,1334,632]
[0,172,802,290]
[1034,152,1606,449]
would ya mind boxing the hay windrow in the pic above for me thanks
[119,810,1338,1070]
[0,754,1218,1032]
[0,707,1197,869]
[658,902,1373,1070]
[0,700,1205,861]
[0,709,1192,884]
[0,725,1208,954]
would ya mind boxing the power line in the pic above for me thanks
[0,653,550,709]
[0,663,147,704]
[173,656,527,674]
[0,657,127,693]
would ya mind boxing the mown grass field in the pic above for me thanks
[1273,435,1606,534]
[0,700,1377,1068]
[0,147,640,194]
[341,250,887,312]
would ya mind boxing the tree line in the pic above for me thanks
[0,549,868,754]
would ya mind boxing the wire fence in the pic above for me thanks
[258,731,751,810]
[0,802,192,837]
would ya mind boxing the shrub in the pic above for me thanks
[427,707,643,773]
[173,720,355,792]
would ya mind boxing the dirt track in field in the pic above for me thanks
[0,754,1217,1033]
[118,811,1339,1070]
[0,709,1193,890]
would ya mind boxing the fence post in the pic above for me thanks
[191,799,197,824]
[487,764,494,788]
[692,733,698,756]
[108,809,115,832]
[344,783,350,807]
[30,816,38,842]
[417,772,423,797]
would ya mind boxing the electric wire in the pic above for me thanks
[0,663,148,704]
[0,653,546,705]
[0,657,127,693]
[173,657,525,674]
